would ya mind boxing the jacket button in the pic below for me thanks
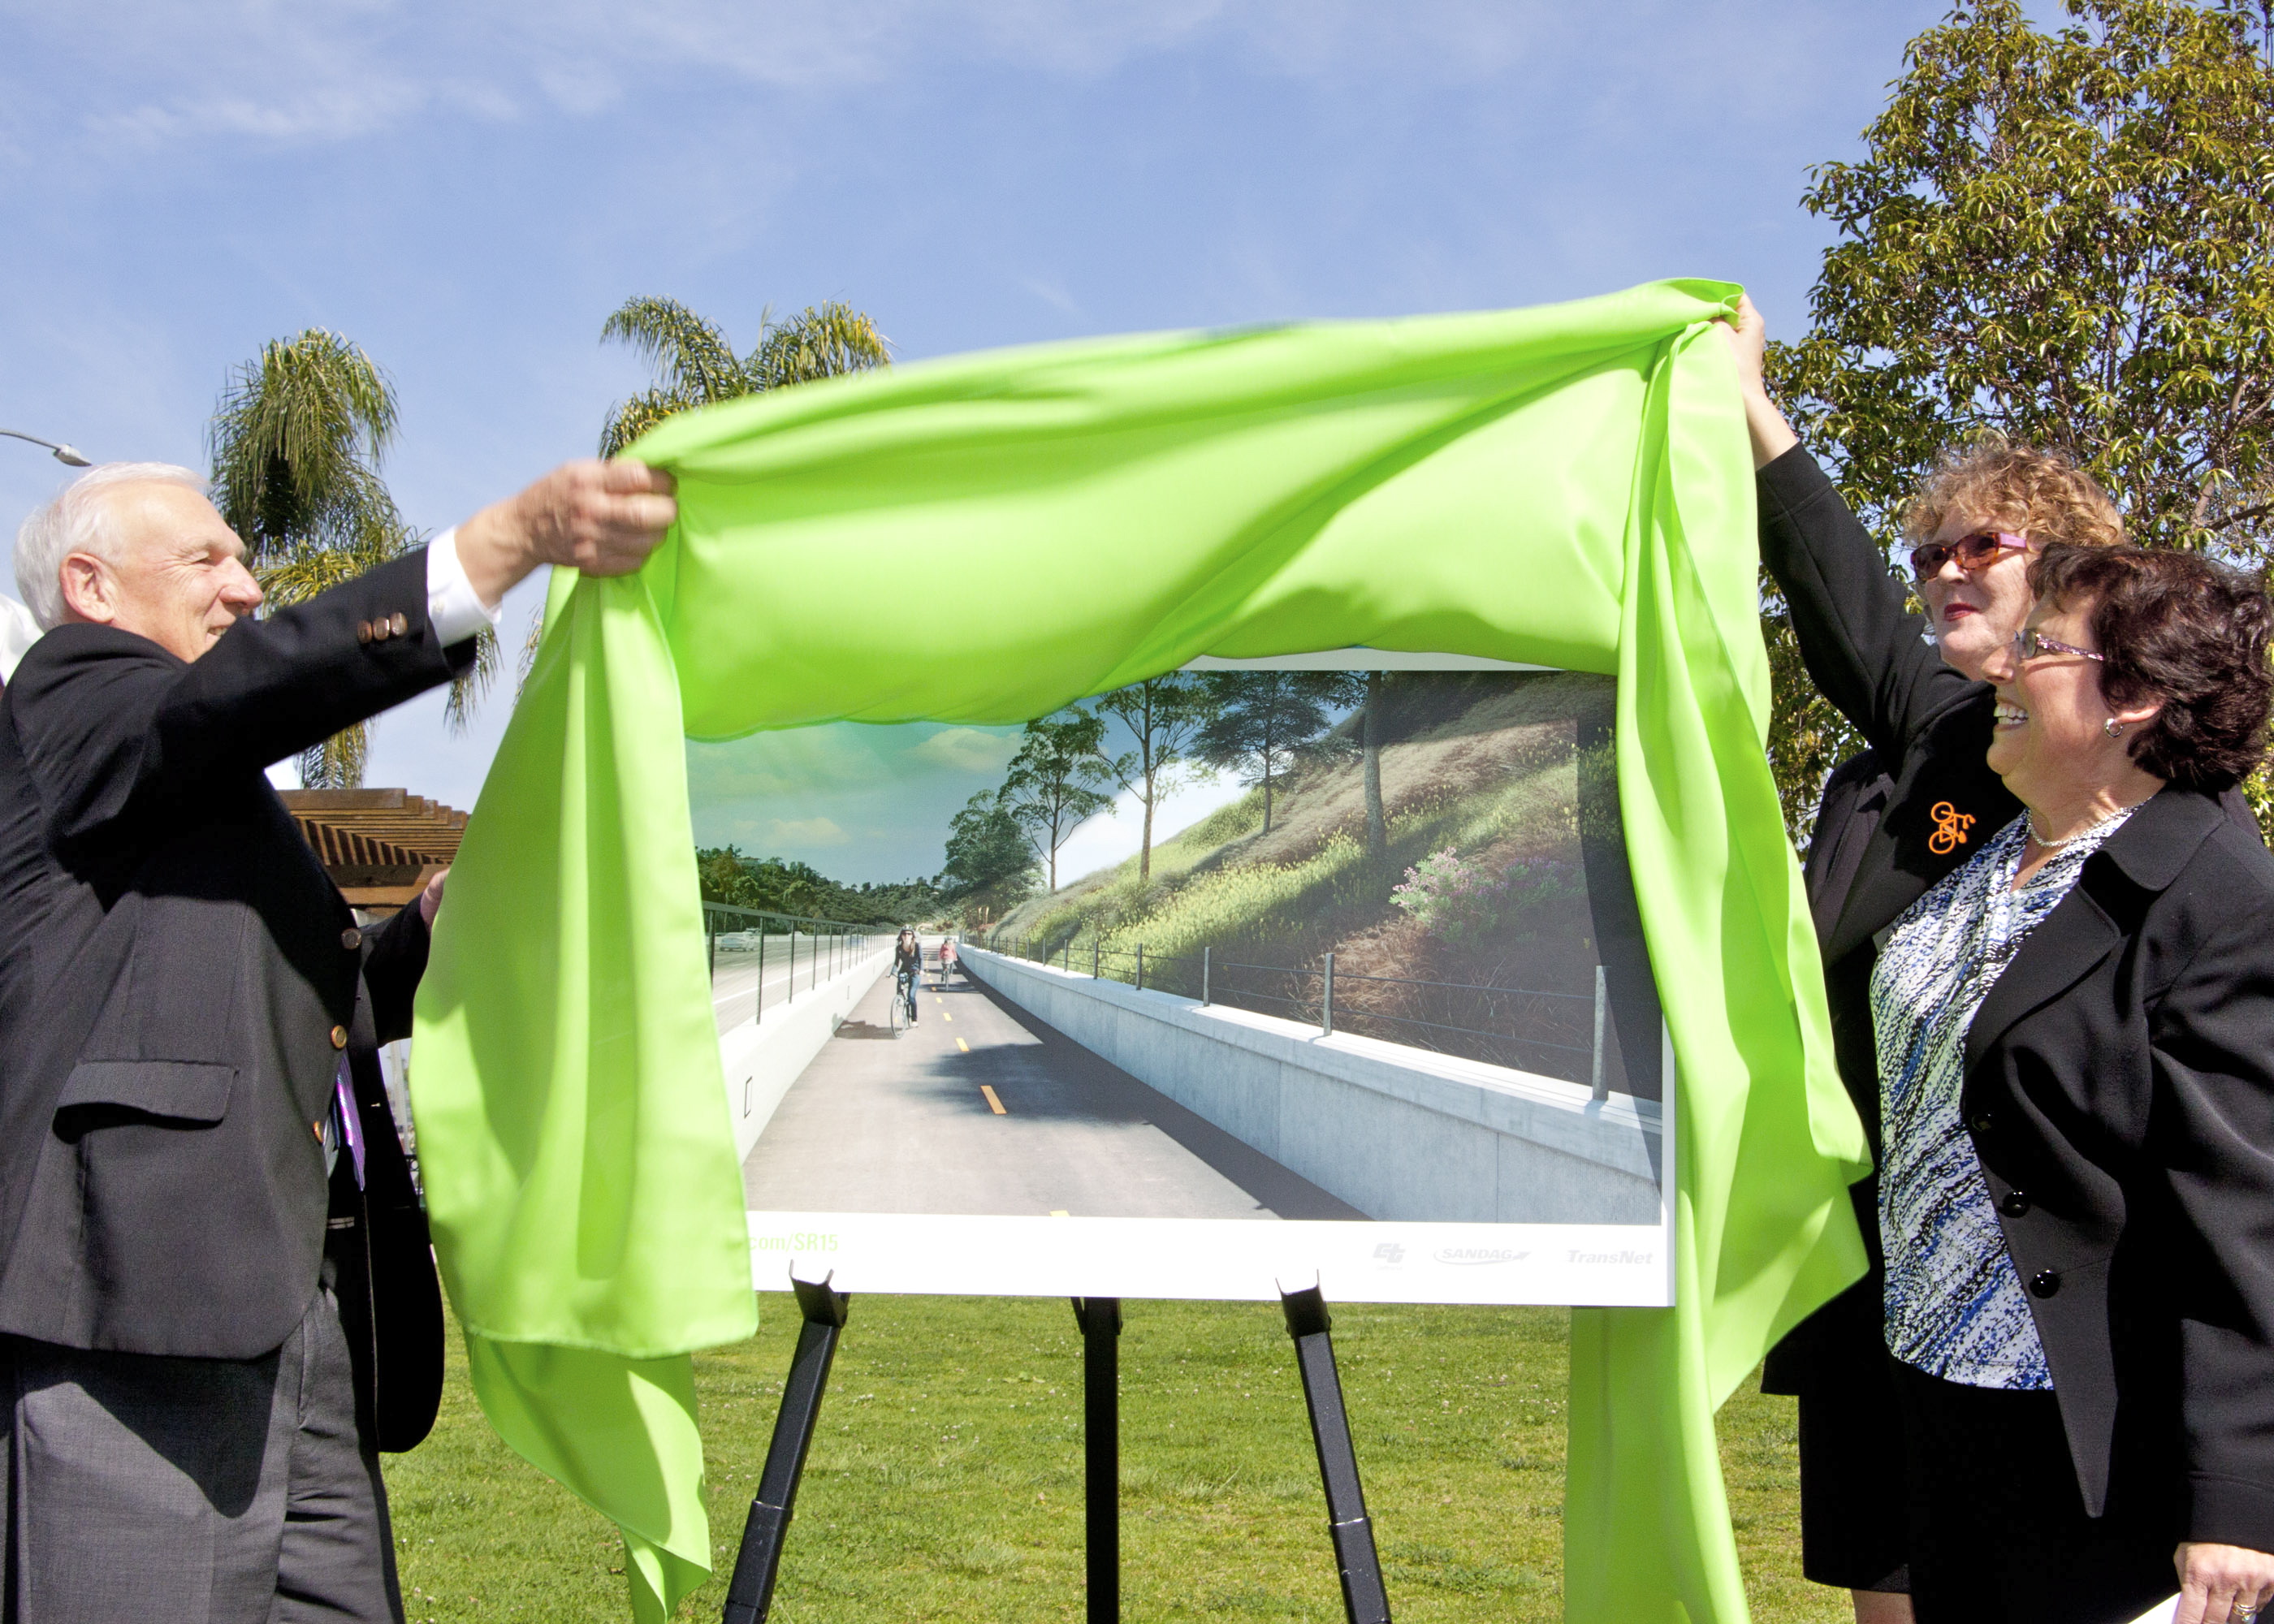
[1969,1111,1995,1135]
[341,927,363,951]
[389,611,410,637]
[2030,1269,2060,1298]
[356,620,374,645]
[330,1025,348,1050]
[1999,1190,2031,1217]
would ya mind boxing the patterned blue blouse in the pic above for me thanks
[1869,808,2131,1390]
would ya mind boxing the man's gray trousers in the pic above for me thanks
[0,1262,401,1622]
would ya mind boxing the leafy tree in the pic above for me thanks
[1195,671,1357,836]
[209,330,496,786]
[697,846,763,908]
[1360,672,1390,857]
[939,790,1037,920]
[597,297,891,458]
[1759,0,2274,839]
[1295,672,1397,856]
[696,844,942,926]
[1001,710,1116,892]
[1088,674,1220,882]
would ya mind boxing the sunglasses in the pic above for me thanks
[2011,627,2103,664]
[1909,530,2028,581]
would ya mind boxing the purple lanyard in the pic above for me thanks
[333,1056,365,1190]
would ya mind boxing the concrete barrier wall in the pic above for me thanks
[720,948,893,1162]
[962,947,1661,1225]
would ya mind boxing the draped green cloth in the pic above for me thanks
[411,277,1870,1622]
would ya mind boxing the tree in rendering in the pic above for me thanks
[209,330,496,788]
[1001,710,1116,892]
[1088,673,1220,882]
[940,790,1037,919]
[1194,670,1356,836]
[1757,0,2274,837]
[1359,672,1390,857]
[1300,672,1402,857]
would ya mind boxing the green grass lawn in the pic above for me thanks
[387,1294,1845,1623]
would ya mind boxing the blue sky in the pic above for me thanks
[2,0,1952,875]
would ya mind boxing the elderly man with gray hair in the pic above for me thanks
[0,456,673,1622]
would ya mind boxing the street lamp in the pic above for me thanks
[0,430,90,467]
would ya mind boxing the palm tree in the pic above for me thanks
[513,296,894,691]
[596,296,890,457]
[209,330,495,786]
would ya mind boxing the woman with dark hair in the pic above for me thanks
[1727,296,2274,1623]
[893,926,923,1024]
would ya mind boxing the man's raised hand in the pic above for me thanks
[455,459,678,607]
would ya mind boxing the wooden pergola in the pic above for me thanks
[283,788,468,914]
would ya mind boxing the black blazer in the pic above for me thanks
[328,905,447,1451]
[0,549,470,1385]
[1758,448,2274,1545]
[1759,748,1898,1401]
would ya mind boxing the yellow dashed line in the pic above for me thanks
[1049,1210,1070,1218]
[957,1037,970,1052]
[943,1011,953,1022]
[980,1085,1006,1114]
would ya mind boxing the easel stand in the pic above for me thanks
[1280,1286,1391,1624]
[721,1274,850,1624]
[720,1281,1391,1624]
[1073,1296,1123,1622]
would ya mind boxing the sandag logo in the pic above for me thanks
[1431,1246,1531,1267]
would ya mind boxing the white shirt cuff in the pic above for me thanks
[426,528,501,648]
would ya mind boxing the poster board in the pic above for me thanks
[704,651,1675,1306]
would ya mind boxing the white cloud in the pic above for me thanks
[906,725,1020,774]
[10,0,1584,165]
[1019,275,1083,318]
[766,814,851,847]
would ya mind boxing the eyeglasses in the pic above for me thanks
[1909,530,2028,581]
[2011,627,2104,664]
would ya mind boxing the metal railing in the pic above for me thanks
[984,929,1616,1099]
[703,901,883,1028]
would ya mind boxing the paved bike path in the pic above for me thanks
[740,960,1364,1220]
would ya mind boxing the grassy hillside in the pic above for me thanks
[984,673,1620,1081]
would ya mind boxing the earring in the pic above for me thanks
[2105,719,2126,738]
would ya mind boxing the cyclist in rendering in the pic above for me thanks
[893,927,923,1024]
[936,935,958,986]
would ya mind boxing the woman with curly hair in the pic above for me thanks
[1729,294,2274,1624]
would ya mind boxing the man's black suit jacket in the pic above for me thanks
[0,550,472,1411]
[1757,448,2274,1546]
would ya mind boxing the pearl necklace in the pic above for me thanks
[2025,805,2133,850]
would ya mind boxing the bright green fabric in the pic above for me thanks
[413,277,1870,1622]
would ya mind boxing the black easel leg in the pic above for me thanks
[722,1274,851,1624]
[1072,1297,1123,1624]
[1280,1285,1390,1624]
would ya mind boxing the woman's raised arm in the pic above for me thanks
[1721,296,1974,759]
